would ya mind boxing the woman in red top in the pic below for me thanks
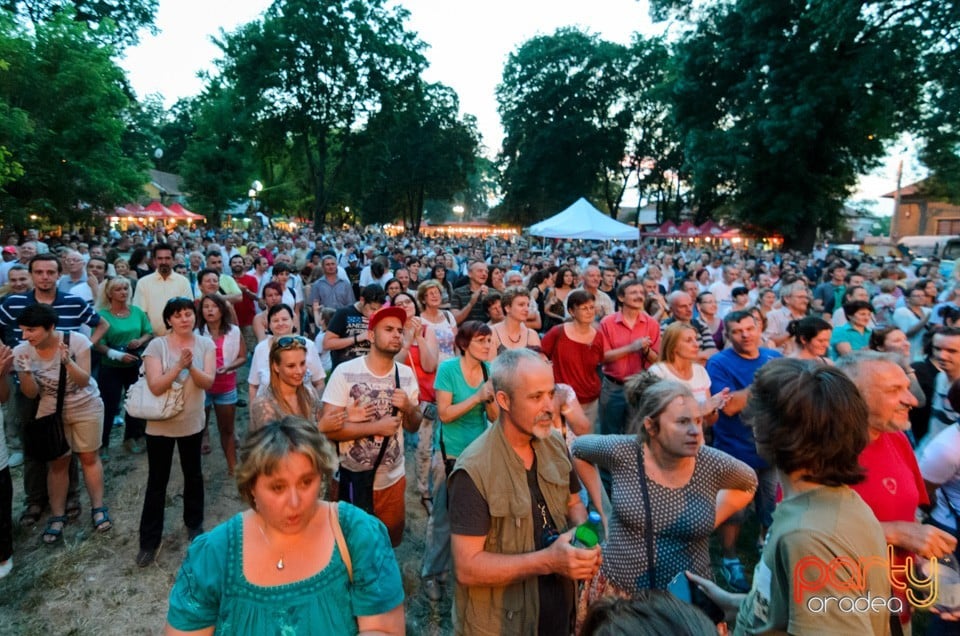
[390,291,439,513]
[541,289,605,429]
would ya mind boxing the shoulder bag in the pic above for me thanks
[125,338,185,421]
[24,332,70,462]
[439,362,488,477]
[637,443,725,624]
[337,365,400,514]
[329,503,353,583]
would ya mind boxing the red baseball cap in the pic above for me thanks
[367,306,407,331]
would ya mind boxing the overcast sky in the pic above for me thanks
[119,0,920,214]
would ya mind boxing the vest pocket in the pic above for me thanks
[487,491,529,554]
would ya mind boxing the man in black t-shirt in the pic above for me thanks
[322,284,386,370]
[448,350,601,635]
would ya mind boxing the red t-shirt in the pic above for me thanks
[852,431,928,522]
[407,337,436,404]
[850,431,928,621]
[541,324,604,403]
[232,273,258,327]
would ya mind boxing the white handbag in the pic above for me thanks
[124,339,185,421]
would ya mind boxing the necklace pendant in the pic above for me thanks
[276,556,285,570]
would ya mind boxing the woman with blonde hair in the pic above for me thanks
[649,322,727,424]
[93,276,153,454]
[250,336,343,435]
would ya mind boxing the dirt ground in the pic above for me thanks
[1,372,452,635]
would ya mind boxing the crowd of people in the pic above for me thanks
[2,222,960,633]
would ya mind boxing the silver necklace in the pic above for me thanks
[256,521,285,570]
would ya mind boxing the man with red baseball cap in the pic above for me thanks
[322,306,422,545]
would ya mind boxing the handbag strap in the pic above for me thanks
[329,503,352,584]
[441,362,489,462]
[54,332,69,412]
[336,364,402,467]
[371,364,401,471]
[637,442,656,588]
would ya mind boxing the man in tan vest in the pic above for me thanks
[448,349,601,635]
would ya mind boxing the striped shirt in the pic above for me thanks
[921,372,960,450]
[0,291,100,346]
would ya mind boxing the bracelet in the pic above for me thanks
[353,334,359,345]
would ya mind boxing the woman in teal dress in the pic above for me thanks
[165,416,404,635]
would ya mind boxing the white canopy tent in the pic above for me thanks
[527,197,639,241]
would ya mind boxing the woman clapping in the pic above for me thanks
[14,305,110,544]
[136,297,215,567]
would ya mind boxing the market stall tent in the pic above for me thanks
[528,197,639,241]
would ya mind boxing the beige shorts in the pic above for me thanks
[62,416,104,454]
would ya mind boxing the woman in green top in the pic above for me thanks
[94,276,153,454]
[165,416,405,635]
[420,320,500,600]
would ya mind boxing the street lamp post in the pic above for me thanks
[248,180,264,228]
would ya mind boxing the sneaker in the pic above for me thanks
[136,547,157,568]
[422,577,443,601]
[0,557,11,578]
[720,559,750,593]
[7,451,23,468]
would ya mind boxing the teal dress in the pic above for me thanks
[167,502,404,634]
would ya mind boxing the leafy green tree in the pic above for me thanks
[0,15,143,226]
[0,55,27,190]
[348,80,479,232]
[2,0,158,47]
[178,84,253,222]
[613,35,683,222]
[914,2,960,202]
[667,0,925,248]
[496,28,632,225]
[212,0,427,229]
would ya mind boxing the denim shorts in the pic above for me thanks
[205,388,238,407]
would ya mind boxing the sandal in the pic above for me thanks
[420,496,434,516]
[65,499,81,521]
[91,506,113,533]
[42,515,68,545]
[19,505,42,528]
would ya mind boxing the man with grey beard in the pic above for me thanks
[448,349,601,635]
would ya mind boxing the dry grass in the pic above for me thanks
[1,373,450,635]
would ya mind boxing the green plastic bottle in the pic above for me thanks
[572,511,602,548]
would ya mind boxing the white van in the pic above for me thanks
[897,235,959,259]
[939,238,960,278]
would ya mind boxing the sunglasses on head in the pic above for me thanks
[275,335,307,349]
[166,296,193,305]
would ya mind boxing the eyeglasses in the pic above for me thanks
[275,335,308,349]
[166,296,193,305]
